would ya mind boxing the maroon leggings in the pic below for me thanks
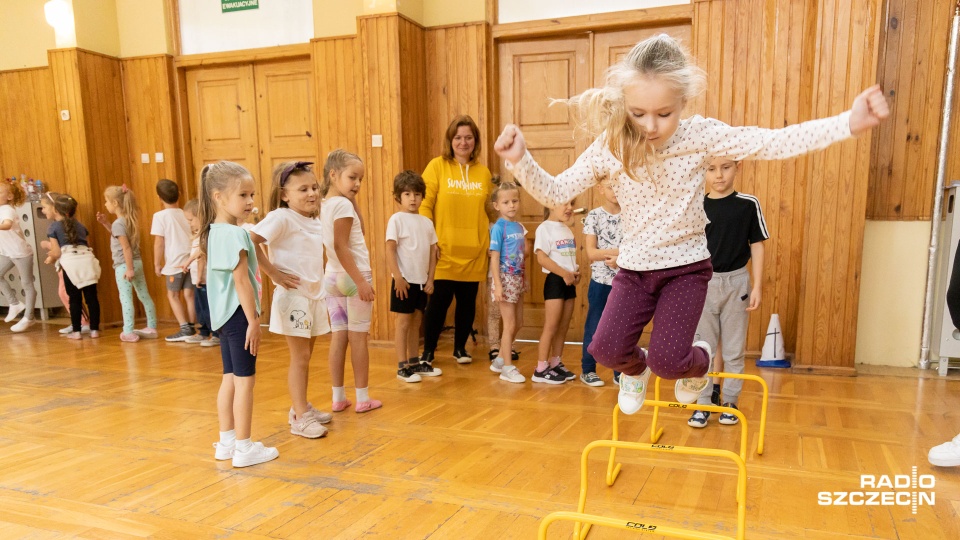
[587,259,712,378]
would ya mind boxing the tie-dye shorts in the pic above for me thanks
[323,271,373,332]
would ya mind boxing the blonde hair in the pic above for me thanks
[197,161,252,255]
[0,179,26,207]
[563,34,705,182]
[321,149,362,197]
[104,185,141,250]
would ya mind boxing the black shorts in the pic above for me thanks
[390,279,428,314]
[219,307,257,376]
[543,272,577,301]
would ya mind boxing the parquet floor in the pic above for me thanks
[0,320,958,539]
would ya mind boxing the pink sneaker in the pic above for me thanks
[355,399,382,413]
[331,400,352,412]
[120,332,140,342]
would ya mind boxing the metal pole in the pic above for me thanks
[920,1,960,370]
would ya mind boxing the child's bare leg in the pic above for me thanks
[550,298,576,362]
[539,298,564,365]
[167,289,187,325]
[328,331,349,387]
[406,311,422,361]
[217,374,235,432]
[348,331,370,388]
[394,312,412,365]
[287,335,315,418]
[184,288,197,323]
[233,375,255,440]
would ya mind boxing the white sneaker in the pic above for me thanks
[490,357,504,373]
[288,404,332,425]
[212,441,235,460]
[183,334,205,344]
[11,318,35,333]
[618,367,651,415]
[232,441,279,468]
[675,341,713,404]
[200,336,221,347]
[59,325,74,334]
[499,365,526,384]
[4,303,25,323]
[929,434,960,467]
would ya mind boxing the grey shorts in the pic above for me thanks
[165,272,195,292]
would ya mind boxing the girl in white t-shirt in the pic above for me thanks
[320,149,380,414]
[532,200,580,385]
[251,161,333,439]
[0,179,36,332]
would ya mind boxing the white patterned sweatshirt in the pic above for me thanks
[506,111,852,272]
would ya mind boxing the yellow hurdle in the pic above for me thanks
[553,439,747,540]
[650,373,769,455]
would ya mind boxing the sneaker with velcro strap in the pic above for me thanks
[718,402,740,425]
[688,410,711,428]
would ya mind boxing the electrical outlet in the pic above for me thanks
[60,110,70,121]
[372,134,383,148]
[155,152,164,163]
[141,153,150,164]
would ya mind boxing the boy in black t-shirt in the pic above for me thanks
[688,157,769,429]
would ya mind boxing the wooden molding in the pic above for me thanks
[118,53,175,62]
[311,34,361,43]
[791,364,858,377]
[0,66,51,75]
[165,0,182,57]
[175,43,311,68]
[492,4,693,40]
[425,20,485,32]
[48,47,119,61]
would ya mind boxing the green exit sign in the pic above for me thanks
[222,0,259,13]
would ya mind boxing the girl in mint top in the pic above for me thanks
[199,161,277,469]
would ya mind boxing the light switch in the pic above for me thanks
[141,153,150,164]
[372,134,383,148]
[155,152,164,163]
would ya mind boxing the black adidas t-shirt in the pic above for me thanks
[703,192,769,273]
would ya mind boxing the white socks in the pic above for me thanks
[356,387,369,402]
[219,430,236,445]
[236,438,252,452]
[332,386,347,402]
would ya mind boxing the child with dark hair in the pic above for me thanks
[386,170,441,382]
[151,179,197,341]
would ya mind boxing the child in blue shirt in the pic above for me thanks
[488,181,529,383]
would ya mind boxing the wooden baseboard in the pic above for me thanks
[791,364,857,377]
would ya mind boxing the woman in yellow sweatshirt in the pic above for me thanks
[419,115,493,365]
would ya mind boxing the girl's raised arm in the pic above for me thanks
[495,124,608,209]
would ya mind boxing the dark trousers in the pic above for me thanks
[63,271,100,332]
[423,279,479,353]
[581,279,619,378]
[194,284,218,338]
[588,259,713,378]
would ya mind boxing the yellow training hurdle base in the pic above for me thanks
[549,439,747,540]
[651,373,769,455]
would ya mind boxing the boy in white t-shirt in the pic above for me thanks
[386,171,441,383]
[151,179,196,341]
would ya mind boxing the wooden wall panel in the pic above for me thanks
[869,0,955,220]
[424,23,489,169]
[399,17,429,173]
[692,0,818,357]
[121,55,182,320]
[49,49,131,325]
[796,0,883,373]
[0,68,65,188]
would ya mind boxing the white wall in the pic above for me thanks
[498,0,689,24]
[180,0,313,55]
[855,220,930,367]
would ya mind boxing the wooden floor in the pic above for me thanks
[0,321,959,539]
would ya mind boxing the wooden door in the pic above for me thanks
[593,25,692,83]
[499,37,592,340]
[185,64,266,316]
[253,59,319,195]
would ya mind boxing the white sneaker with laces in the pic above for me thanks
[11,318,35,333]
[59,325,73,334]
[675,341,712,404]
[929,434,960,467]
[4,303,25,323]
[618,367,651,415]
[232,441,279,467]
[183,334,205,344]
[490,357,504,373]
[213,441,235,460]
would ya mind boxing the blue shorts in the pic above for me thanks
[220,307,257,376]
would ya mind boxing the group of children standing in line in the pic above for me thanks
[0,33,888,469]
